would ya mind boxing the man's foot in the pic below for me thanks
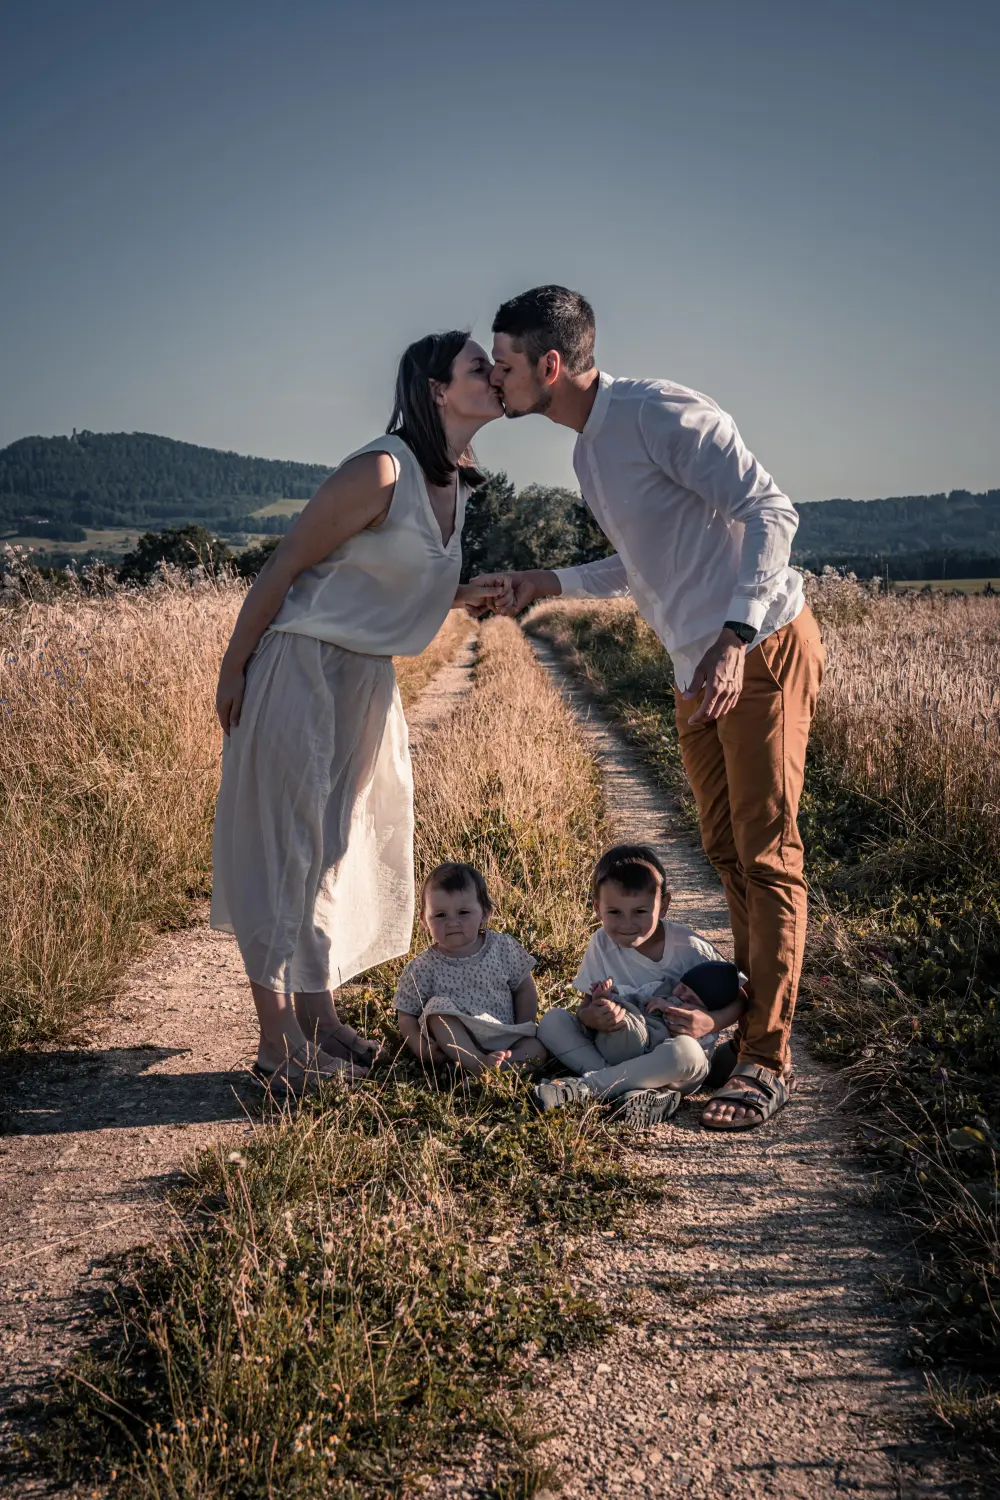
[609,1087,681,1131]
[530,1077,595,1112]
[700,1062,795,1130]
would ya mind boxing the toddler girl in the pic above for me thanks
[394,862,549,1076]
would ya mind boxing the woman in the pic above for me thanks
[212,332,504,1091]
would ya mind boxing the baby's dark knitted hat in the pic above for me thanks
[678,961,742,1013]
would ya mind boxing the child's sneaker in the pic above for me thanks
[530,1077,596,1112]
[610,1087,681,1130]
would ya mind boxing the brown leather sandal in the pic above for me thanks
[700,1062,796,1131]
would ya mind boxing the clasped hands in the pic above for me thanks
[580,978,714,1040]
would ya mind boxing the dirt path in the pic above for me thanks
[512,640,959,1500]
[0,636,478,1491]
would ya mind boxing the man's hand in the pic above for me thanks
[646,981,715,1039]
[682,628,747,724]
[472,568,560,618]
[454,576,509,616]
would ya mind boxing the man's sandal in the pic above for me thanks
[700,1062,795,1131]
[251,1043,364,1097]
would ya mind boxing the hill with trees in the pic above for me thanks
[1,430,997,580]
[0,430,331,535]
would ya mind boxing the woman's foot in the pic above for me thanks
[315,1021,388,1068]
[292,991,388,1066]
[253,1041,368,1096]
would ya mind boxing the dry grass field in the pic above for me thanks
[0,573,469,1051]
[805,575,1000,865]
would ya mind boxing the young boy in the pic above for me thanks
[533,844,745,1128]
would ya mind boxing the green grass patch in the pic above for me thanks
[45,1073,651,1498]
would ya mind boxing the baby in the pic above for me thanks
[533,844,746,1128]
[394,861,549,1077]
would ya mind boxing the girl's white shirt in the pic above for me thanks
[270,434,466,658]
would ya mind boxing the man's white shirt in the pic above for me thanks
[553,373,805,691]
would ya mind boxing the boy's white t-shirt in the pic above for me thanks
[573,920,724,1002]
[573,920,728,1058]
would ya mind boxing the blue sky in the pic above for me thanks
[1,0,997,501]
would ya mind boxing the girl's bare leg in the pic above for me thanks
[498,1038,549,1071]
[426,1016,509,1077]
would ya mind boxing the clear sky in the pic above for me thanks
[1,0,997,501]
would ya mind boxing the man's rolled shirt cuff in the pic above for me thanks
[553,565,590,599]
[724,596,768,633]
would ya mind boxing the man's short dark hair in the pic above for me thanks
[591,844,668,903]
[493,285,596,375]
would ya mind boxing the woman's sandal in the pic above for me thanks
[252,1043,365,1097]
[700,1061,795,1131]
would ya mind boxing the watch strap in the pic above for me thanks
[723,620,757,646]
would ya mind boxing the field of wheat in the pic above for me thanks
[0,574,470,1050]
[803,574,1000,866]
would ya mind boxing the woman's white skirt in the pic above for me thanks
[210,630,414,993]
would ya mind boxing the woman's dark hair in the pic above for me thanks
[590,843,668,904]
[492,285,596,375]
[387,331,486,489]
[421,861,494,918]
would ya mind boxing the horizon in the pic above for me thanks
[1,0,997,503]
[4,424,998,510]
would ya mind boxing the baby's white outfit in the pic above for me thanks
[394,930,537,1052]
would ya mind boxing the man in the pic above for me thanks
[484,285,824,1131]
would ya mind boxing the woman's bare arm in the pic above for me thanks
[216,451,397,733]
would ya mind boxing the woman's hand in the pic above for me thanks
[216,657,247,736]
[453,575,509,616]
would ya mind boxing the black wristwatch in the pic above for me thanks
[723,620,756,646]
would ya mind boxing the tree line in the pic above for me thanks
[2,429,998,581]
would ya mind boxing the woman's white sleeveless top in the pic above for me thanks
[269,434,466,658]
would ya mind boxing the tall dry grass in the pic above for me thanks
[0,578,239,1048]
[804,575,1000,866]
[0,570,470,1051]
[411,616,606,969]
